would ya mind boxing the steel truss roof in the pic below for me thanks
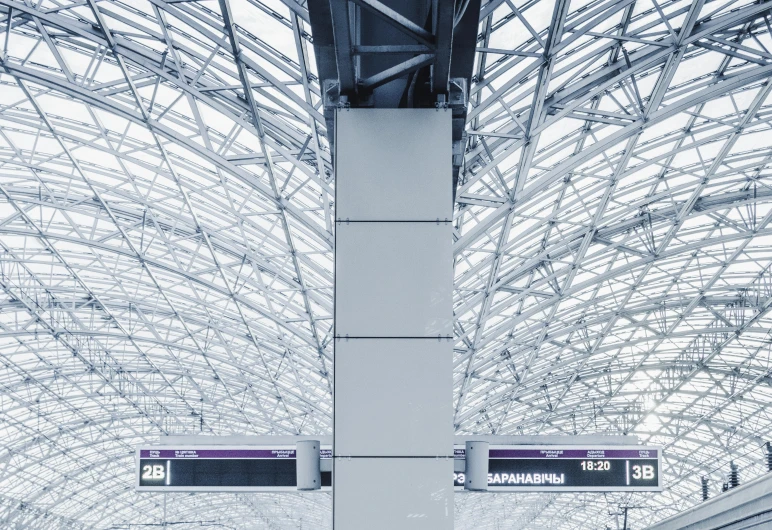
[1,0,772,528]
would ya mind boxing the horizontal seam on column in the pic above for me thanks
[335,220,452,223]
[334,336,453,339]
[332,455,456,459]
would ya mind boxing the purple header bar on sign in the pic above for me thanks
[140,449,295,459]
[140,448,334,459]
[453,447,659,459]
[489,449,658,459]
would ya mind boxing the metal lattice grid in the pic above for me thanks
[0,0,772,528]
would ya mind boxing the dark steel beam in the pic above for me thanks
[329,0,356,93]
[308,0,481,196]
[309,0,480,107]
[350,0,435,47]
[361,52,435,89]
[432,0,455,93]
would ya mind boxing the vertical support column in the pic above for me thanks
[334,108,453,529]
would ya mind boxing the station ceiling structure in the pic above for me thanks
[1,0,772,528]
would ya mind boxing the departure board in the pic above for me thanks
[453,445,662,492]
[137,445,660,493]
[135,446,332,492]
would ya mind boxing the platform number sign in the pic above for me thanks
[136,446,332,492]
[140,462,168,484]
[632,463,655,480]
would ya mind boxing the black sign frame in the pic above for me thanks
[453,445,662,492]
[135,445,332,492]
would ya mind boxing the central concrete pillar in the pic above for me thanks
[333,108,454,529]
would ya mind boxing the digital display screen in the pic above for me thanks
[135,447,332,492]
[453,446,662,492]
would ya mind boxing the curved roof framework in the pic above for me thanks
[0,0,771,528]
